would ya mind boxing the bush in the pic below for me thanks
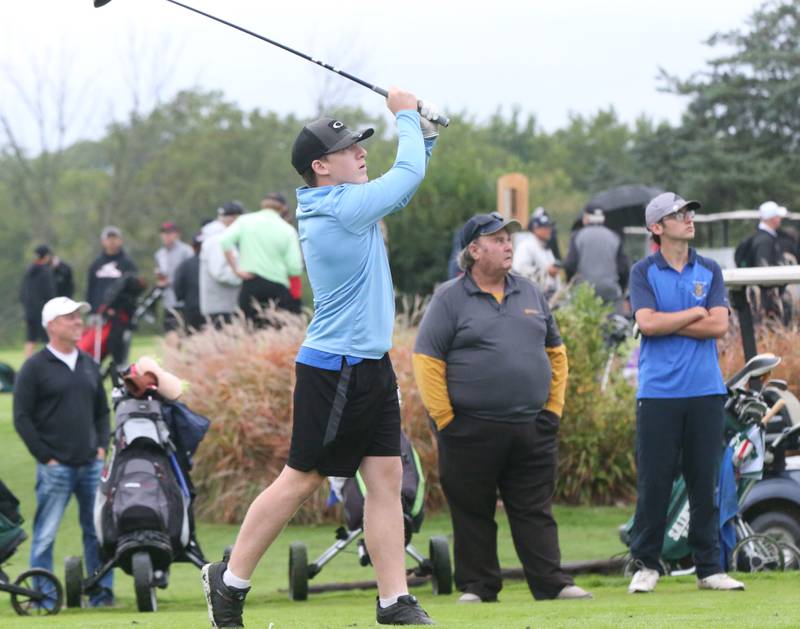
[553,284,638,505]
[163,306,446,525]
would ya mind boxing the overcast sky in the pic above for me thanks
[1,0,765,150]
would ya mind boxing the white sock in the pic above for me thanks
[223,568,251,590]
[379,592,408,608]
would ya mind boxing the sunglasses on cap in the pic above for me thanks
[661,209,696,223]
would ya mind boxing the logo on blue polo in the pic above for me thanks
[694,281,706,297]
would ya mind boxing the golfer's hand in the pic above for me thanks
[46,459,58,466]
[97,447,106,461]
[418,100,440,139]
[387,87,417,115]
[236,270,255,281]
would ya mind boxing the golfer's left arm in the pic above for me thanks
[337,110,434,233]
[676,261,729,339]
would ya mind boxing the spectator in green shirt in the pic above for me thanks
[220,196,303,324]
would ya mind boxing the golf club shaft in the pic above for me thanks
[164,0,450,127]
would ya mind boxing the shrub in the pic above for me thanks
[553,284,638,505]
[163,305,445,525]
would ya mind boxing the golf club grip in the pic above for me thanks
[373,89,450,127]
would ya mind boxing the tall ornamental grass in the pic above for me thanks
[163,305,446,525]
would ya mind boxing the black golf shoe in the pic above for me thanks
[376,594,435,625]
[201,562,250,628]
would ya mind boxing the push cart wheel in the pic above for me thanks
[10,568,63,616]
[732,534,784,572]
[288,541,309,601]
[776,542,800,570]
[64,555,84,608]
[132,551,157,612]
[429,536,452,595]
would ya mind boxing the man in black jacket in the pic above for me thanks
[86,226,139,367]
[748,201,794,322]
[20,245,56,358]
[13,296,114,606]
[173,234,204,332]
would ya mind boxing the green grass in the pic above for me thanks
[1,336,798,627]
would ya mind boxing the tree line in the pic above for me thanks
[1,0,798,343]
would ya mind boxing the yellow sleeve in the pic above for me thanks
[412,353,454,430]
[544,344,568,417]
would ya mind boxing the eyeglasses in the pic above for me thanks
[463,212,504,246]
[661,209,695,223]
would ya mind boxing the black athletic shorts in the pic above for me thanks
[288,354,401,477]
[25,318,48,343]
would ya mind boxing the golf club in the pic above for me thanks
[94,0,450,127]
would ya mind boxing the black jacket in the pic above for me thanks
[13,348,110,465]
[86,249,138,313]
[52,260,75,298]
[20,263,56,320]
[173,255,200,314]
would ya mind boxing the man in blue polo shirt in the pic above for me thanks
[627,192,744,594]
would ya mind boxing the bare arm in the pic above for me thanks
[635,306,707,337]
[224,250,253,280]
[675,306,729,339]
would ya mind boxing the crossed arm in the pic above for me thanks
[635,306,729,339]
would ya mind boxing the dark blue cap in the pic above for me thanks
[460,212,522,249]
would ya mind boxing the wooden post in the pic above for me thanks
[497,173,529,227]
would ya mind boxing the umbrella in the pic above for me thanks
[576,184,665,231]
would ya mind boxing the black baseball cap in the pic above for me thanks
[291,117,374,175]
[34,244,52,259]
[460,212,522,249]
[218,201,245,216]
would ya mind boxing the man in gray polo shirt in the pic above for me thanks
[413,212,591,604]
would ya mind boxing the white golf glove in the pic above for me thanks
[418,100,440,139]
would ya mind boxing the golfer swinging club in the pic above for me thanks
[202,87,439,627]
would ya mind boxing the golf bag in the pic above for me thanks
[94,396,207,574]
[339,430,425,543]
[0,481,25,565]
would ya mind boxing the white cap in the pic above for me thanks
[41,297,90,328]
[758,201,788,220]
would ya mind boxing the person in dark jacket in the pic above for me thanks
[51,254,75,299]
[86,226,139,312]
[86,226,140,367]
[13,296,114,606]
[20,245,56,358]
[747,201,794,323]
[173,234,204,332]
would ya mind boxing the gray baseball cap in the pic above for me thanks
[645,192,701,227]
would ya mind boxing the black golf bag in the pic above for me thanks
[95,399,187,573]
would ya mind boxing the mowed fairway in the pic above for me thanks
[0,338,797,628]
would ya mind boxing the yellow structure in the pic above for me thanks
[497,173,529,227]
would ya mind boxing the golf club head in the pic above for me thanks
[94,0,114,7]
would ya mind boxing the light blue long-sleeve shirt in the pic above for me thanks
[295,110,435,366]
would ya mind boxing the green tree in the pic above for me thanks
[659,0,800,208]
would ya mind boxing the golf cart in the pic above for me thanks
[723,265,800,559]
